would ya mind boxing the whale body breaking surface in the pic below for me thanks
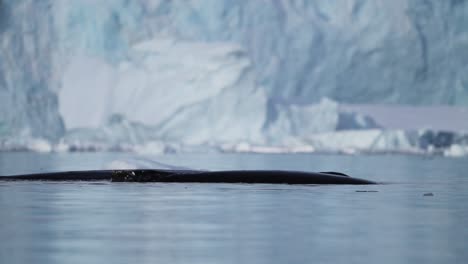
[0,170,376,185]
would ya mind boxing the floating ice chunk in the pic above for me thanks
[27,139,53,153]
[444,144,468,158]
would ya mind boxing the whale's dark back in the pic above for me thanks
[1,169,376,185]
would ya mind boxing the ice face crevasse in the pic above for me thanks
[53,0,468,107]
[138,0,468,105]
[0,0,64,142]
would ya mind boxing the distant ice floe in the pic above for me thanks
[444,145,468,158]
[3,127,467,158]
[218,129,468,157]
[0,138,53,153]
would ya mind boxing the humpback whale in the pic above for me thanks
[0,169,376,184]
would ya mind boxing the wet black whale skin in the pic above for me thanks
[1,169,376,185]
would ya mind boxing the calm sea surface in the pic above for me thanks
[1,152,467,264]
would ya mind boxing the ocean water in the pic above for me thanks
[0,152,467,264]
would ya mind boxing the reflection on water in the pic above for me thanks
[0,153,467,264]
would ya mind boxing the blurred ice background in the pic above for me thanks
[1,0,467,156]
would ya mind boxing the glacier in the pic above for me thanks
[1,0,468,156]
